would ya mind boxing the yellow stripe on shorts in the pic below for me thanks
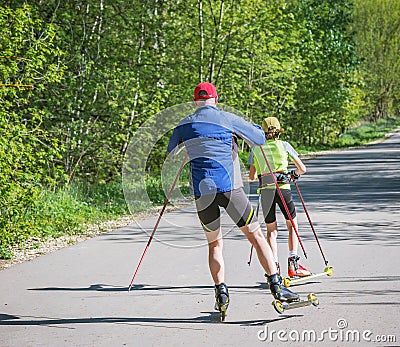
[200,220,215,232]
[245,206,254,226]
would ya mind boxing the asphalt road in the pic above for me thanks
[1,132,399,346]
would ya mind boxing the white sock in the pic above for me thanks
[289,250,297,258]
[274,255,279,263]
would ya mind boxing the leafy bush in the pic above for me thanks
[0,5,66,259]
[334,117,400,147]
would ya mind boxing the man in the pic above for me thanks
[167,82,299,317]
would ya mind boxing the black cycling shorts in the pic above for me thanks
[195,187,257,232]
[261,188,296,224]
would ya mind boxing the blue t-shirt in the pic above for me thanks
[167,105,265,196]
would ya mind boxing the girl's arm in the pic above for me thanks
[249,164,258,181]
[291,156,306,176]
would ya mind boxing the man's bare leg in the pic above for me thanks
[240,222,277,275]
[241,221,299,302]
[205,227,225,284]
[205,227,229,315]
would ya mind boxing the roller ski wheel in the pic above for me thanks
[283,266,334,287]
[219,305,227,322]
[308,293,319,306]
[214,300,228,322]
[325,266,333,277]
[272,293,319,314]
[273,299,285,314]
[283,277,291,288]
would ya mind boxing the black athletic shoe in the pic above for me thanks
[266,273,299,302]
[214,283,229,312]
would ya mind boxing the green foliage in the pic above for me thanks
[3,0,364,180]
[0,181,130,259]
[285,0,361,146]
[145,176,166,205]
[0,187,83,259]
[0,5,66,257]
[65,181,128,217]
[334,117,400,147]
[145,162,191,205]
[353,0,400,120]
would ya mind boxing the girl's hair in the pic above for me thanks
[265,127,283,140]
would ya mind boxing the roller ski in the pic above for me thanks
[283,266,333,287]
[273,293,319,314]
[214,283,229,322]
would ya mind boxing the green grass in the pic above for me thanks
[0,181,130,259]
[292,116,400,154]
[334,117,400,148]
[0,174,192,259]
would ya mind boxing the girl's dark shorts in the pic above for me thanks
[194,187,257,232]
[260,188,296,224]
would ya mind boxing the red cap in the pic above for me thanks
[193,82,218,100]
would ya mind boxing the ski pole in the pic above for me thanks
[248,193,261,266]
[128,153,188,291]
[293,180,328,266]
[259,146,307,259]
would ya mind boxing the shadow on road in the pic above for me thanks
[0,312,297,327]
[27,283,267,293]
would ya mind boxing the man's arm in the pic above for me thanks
[167,126,182,154]
[230,113,265,146]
